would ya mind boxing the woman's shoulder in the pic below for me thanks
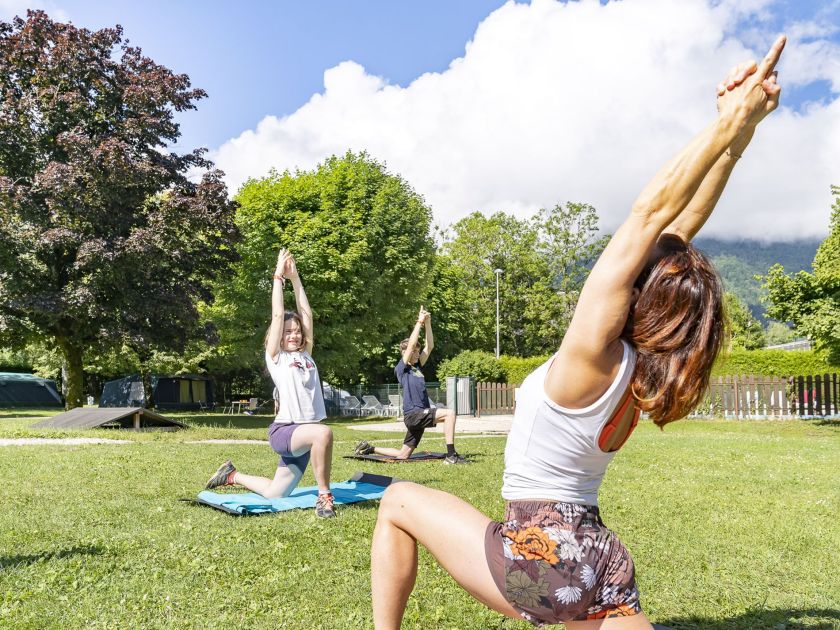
[545,338,632,410]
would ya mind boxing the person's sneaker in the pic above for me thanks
[354,440,375,456]
[205,460,236,489]
[315,493,337,518]
[444,453,468,465]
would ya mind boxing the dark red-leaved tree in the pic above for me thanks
[0,11,238,408]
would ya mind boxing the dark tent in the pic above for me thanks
[100,374,213,411]
[0,373,63,408]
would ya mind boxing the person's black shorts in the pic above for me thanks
[402,408,439,448]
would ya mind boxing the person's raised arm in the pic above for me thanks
[284,253,314,355]
[556,36,786,368]
[402,306,426,365]
[265,248,290,360]
[419,309,433,366]
[666,48,783,241]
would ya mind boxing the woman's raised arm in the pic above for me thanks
[550,36,786,400]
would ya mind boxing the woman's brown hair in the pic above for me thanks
[624,234,725,427]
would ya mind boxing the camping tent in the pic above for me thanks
[0,373,63,407]
[100,374,213,411]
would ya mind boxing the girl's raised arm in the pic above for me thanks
[284,253,314,355]
[265,248,290,360]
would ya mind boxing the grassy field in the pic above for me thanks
[0,409,838,629]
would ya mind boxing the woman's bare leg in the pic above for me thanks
[371,482,519,629]
[289,423,333,493]
[565,614,653,629]
[233,465,303,499]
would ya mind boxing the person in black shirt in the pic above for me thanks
[355,306,465,464]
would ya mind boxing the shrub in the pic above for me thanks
[712,348,839,376]
[436,350,506,383]
[498,355,551,385]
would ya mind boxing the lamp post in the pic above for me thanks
[494,268,503,359]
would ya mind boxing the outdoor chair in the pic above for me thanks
[385,394,401,417]
[243,398,260,415]
[360,395,385,416]
[341,396,362,416]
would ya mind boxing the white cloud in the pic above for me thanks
[213,0,840,241]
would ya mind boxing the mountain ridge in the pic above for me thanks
[693,237,820,321]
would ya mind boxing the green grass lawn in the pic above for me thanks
[0,410,838,629]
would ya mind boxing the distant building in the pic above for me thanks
[764,338,812,352]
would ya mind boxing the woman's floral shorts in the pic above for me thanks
[484,499,641,627]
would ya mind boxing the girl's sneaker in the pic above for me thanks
[315,493,337,518]
[205,460,236,489]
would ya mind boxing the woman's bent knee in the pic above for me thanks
[315,424,333,443]
[379,482,421,520]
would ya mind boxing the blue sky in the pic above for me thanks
[6,1,516,152]
[2,0,839,240]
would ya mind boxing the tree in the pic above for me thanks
[724,292,765,350]
[0,12,238,408]
[764,321,796,347]
[764,186,840,363]
[433,203,608,357]
[209,152,436,384]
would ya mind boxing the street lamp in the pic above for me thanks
[494,268,503,359]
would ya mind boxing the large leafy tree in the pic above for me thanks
[723,291,765,350]
[764,186,840,363]
[0,12,238,408]
[432,203,608,358]
[209,152,435,384]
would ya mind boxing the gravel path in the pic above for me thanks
[0,437,130,446]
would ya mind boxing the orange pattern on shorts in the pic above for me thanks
[505,527,559,564]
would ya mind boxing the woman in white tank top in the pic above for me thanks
[369,37,787,629]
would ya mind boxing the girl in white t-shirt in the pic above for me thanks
[206,248,336,518]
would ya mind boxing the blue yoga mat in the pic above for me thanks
[196,472,393,515]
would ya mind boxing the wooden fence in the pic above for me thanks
[476,382,516,417]
[693,374,839,419]
[476,373,839,419]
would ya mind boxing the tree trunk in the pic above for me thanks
[57,337,84,410]
[138,356,155,410]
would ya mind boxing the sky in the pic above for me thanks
[2,0,839,241]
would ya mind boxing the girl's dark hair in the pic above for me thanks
[264,310,309,351]
[624,234,725,427]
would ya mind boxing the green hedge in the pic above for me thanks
[712,349,839,376]
[437,352,551,384]
[436,350,506,383]
[440,347,838,385]
[498,355,550,385]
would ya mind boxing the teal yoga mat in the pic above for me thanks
[195,471,395,515]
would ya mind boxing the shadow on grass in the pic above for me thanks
[0,407,63,420]
[0,544,104,569]
[178,413,374,430]
[660,606,840,630]
[813,418,840,427]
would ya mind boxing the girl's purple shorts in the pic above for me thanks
[268,422,310,472]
